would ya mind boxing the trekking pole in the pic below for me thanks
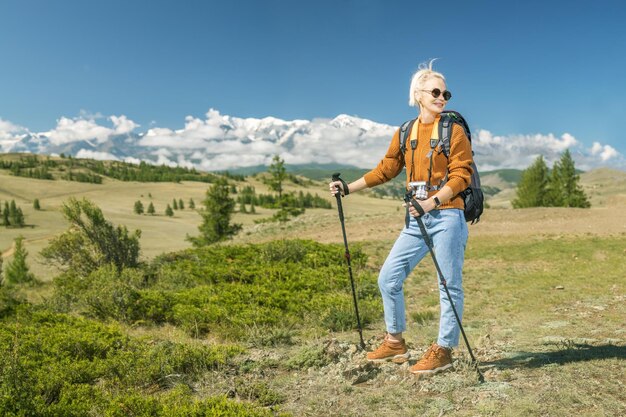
[405,194,484,383]
[332,173,366,349]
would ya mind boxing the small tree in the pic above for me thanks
[178,198,184,210]
[187,178,241,246]
[41,198,141,275]
[268,155,287,200]
[33,199,41,210]
[5,236,36,285]
[512,156,549,208]
[15,208,25,227]
[250,202,256,214]
[239,202,247,213]
[165,204,174,217]
[549,150,590,208]
[133,200,144,215]
[172,199,179,210]
[147,202,155,215]
[2,202,8,226]
[188,198,195,209]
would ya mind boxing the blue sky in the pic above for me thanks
[1,0,625,169]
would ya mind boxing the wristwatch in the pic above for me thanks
[432,196,442,208]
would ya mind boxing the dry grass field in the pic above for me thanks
[2,168,625,271]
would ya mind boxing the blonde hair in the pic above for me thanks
[408,59,445,107]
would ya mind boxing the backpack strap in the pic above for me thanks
[399,118,418,156]
[439,111,472,158]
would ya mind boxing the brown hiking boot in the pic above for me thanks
[410,343,453,375]
[366,336,410,363]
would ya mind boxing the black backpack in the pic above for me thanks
[399,110,483,224]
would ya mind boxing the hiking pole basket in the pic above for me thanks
[332,173,366,349]
[405,194,485,383]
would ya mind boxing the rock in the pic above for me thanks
[554,285,565,290]
[342,362,380,385]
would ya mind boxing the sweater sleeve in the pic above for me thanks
[363,128,405,187]
[445,124,474,196]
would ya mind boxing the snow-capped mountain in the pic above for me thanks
[2,109,623,171]
[0,110,398,171]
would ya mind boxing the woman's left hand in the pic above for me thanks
[404,198,435,217]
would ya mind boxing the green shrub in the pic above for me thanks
[286,344,332,370]
[51,239,380,341]
[0,287,25,319]
[234,377,286,406]
[244,323,297,347]
[0,308,250,416]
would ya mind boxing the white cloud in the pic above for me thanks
[111,115,140,134]
[1,110,624,172]
[0,118,25,141]
[43,114,138,145]
[471,129,621,171]
[590,142,618,161]
[75,149,119,161]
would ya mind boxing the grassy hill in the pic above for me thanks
[1,154,625,415]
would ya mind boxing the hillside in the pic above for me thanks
[1,155,625,416]
[1,155,624,279]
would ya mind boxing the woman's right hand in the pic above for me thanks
[329,180,344,197]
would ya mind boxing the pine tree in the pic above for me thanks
[9,200,18,226]
[268,155,287,200]
[15,208,24,227]
[512,156,550,208]
[2,202,9,226]
[549,150,590,208]
[134,200,144,214]
[5,236,35,285]
[173,199,179,210]
[178,198,184,210]
[188,198,195,209]
[239,202,247,213]
[40,198,141,275]
[165,204,174,217]
[33,199,41,210]
[147,202,155,215]
[187,178,241,246]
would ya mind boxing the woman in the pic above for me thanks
[329,60,473,375]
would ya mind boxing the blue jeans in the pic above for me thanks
[378,208,468,348]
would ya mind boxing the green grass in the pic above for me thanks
[1,163,625,416]
[3,234,623,416]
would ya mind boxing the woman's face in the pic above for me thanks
[417,77,448,116]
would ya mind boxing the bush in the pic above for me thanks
[0,308,251,417]
[145,239,379,340]
[41,197,141,276]
[286,344,332,370]
[51,240,380,342]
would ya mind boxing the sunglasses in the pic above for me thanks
[421,88,452,101]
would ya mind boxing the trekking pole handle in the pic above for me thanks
[332,173,349,196]
[331,173,345,222]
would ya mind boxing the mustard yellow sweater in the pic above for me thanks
[363,115,474,210]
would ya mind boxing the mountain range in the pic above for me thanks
[0,112,396,172]
[1,109,624,173]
